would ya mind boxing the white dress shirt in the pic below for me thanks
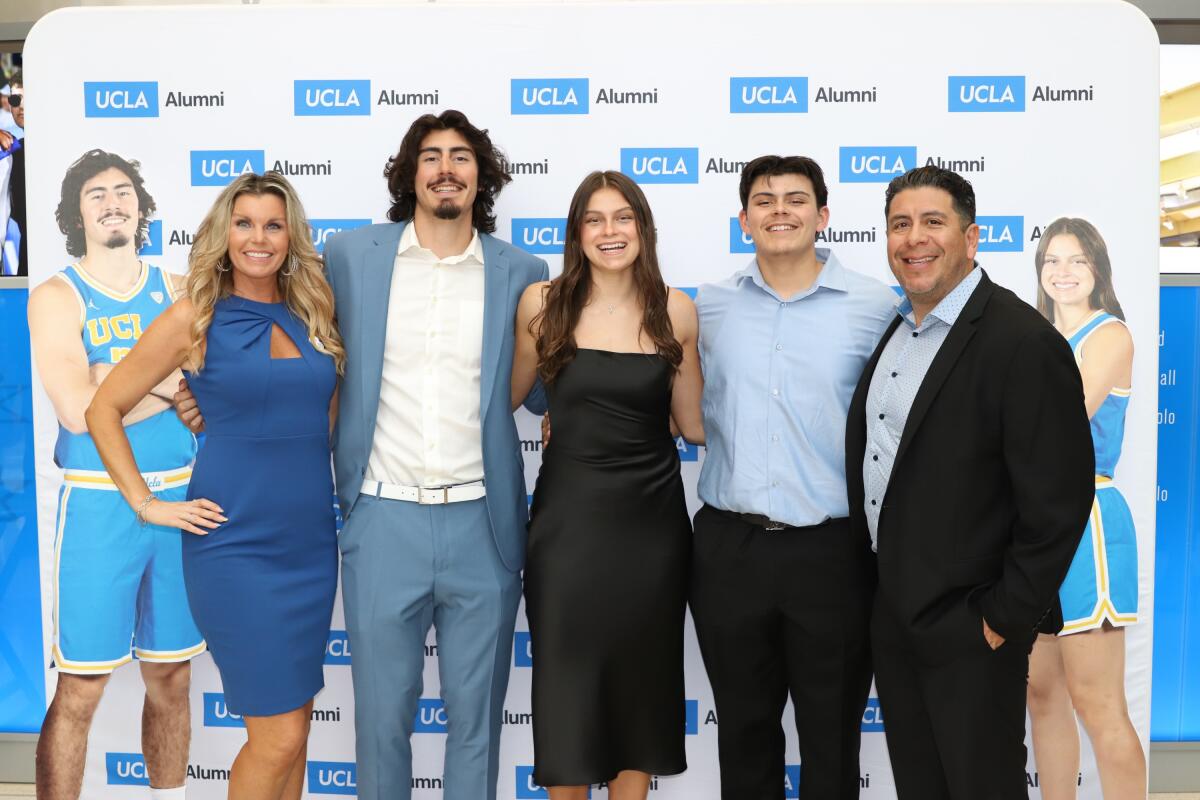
[366,224,486,488]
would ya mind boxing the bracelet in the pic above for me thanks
[134,494,155,525]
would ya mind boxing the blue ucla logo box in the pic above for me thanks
[511,79,589,115]
[730,77,808,113]
[203,692,245,728]
[784,765,801,798]
[685,699,699,735]
[514,631,533,667]
[516,766,591,798]
[676,436,699,462]
[309,219,372,254]
[976,215,1024,252]
[414,698,447,733]
[138,220,163,257]
[839,146,917,183]
[295,80,371,117]
[861,697,884,732]
[106,753,149,786]
[948,76,1025,112]
[308,761,357,795]
[729,217,755,254]
[84,81,158,118]
[190,150,265,187]
[325,630,351,665]
[513,218,567,255]
[621,148,699,185]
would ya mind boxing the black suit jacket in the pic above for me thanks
[847,271,1095,663]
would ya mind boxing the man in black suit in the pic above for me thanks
[846,166,1094,799]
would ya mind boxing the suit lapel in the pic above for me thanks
[891,274,994,471]
[478,233,511,424]
[359,222,405,445]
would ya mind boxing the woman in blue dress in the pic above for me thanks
[1026,217,1145,799]
[87,172,344,800]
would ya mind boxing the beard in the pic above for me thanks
[433,200,463,221]
[104,231,132,249]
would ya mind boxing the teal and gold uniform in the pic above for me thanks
[51,262,204,673]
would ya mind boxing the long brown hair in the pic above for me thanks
[532,170,682,383]
[1034,217,1124,323]
[185,172,346,374]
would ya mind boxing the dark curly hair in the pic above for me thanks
[56,149,156,258]
[383,110,511,233]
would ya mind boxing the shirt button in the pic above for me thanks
[771,389,780,397]
[772,481,780,488]
[912,331,918,338]
[775,344,783,351]
[872,454,879,461]
[878,413,885,420]
[891,371,898,378]
[772,434,780,442]
[871,499,877,506]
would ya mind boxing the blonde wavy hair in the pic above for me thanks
[184,172,346,374]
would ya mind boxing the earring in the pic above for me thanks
[216,257,230,273]
[283,254,300,277]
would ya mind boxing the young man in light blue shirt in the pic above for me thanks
[691,155,896,799]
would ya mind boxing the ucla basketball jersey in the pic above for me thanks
[52,262,197,473]
[1067,310,1130,477]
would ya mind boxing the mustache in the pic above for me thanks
[427,178,466,190]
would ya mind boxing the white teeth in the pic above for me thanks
[767,224,794,232]
[906,257,934,264]
[598,243,625,252]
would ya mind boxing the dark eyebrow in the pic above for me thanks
[751,189,811,200]
[584,206,635,216]
[86,181,134,195]
[419,146,474,156]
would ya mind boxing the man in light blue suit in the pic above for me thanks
[324,110,548,800]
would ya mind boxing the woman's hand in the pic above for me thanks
[142,497,227,535]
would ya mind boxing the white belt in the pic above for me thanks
[360,479,486,505]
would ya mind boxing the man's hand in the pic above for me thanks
[983,618,1005,650]
[541,412,551,448]
[0,131,12,151]
[173,379,205,434]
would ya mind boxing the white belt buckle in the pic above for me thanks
[418,487,450,505]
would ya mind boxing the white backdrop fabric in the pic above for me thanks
[24,2,1159,797]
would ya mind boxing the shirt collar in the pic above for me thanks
[736,247,847,301]
[398,223,484,265]
[897,264,982,329]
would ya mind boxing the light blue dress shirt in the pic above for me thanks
[863,266,982,548]
[697,249,897,527]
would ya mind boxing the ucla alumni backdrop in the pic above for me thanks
[23,2,1159,797]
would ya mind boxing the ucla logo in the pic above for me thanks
[325,630,351,665]
[785,765,801,798]
[307,761,356,795]
[517,766,591,798]
[513,218,567,255]
[308,218,372,254]
[85,81,159,118]
[106,753,149,786]
[190,150,266,187]
[294,80,371,117]
[839,146,917,183]
[685,699,699,735]
[620,148,699,185]
[511,79,589,115]
[676,436,699,462]
[514,631,533,667]
[948,76,1026,112]
[730,77,808,113]
[976,215,1024,252]
[414,698,448,733]
[862,697,884,732]
[144,474,163,490]
[138,220,163,257]
[203,692,245,728]
[729,217,756,254]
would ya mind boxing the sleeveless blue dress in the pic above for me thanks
[183,295,338,715]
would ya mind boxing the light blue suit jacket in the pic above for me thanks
[324,221,549,572]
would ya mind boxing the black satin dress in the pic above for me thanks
[525,348,690,786]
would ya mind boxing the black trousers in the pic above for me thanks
[690,506,875,800]
[871,593,1032,800]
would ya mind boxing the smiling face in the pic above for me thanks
[412,128,479,224]
[79,167,141,254]
[226,192,290,283]
[1039,233,1096,311]
[738,173,829,260]
[886,186,979,316]
[579,186,642,274]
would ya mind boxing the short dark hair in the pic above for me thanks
[383,109,511,233]
[8,69,21,89]
[739,155,828,210]
[56,149,157,258]
[884,166,976,228]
